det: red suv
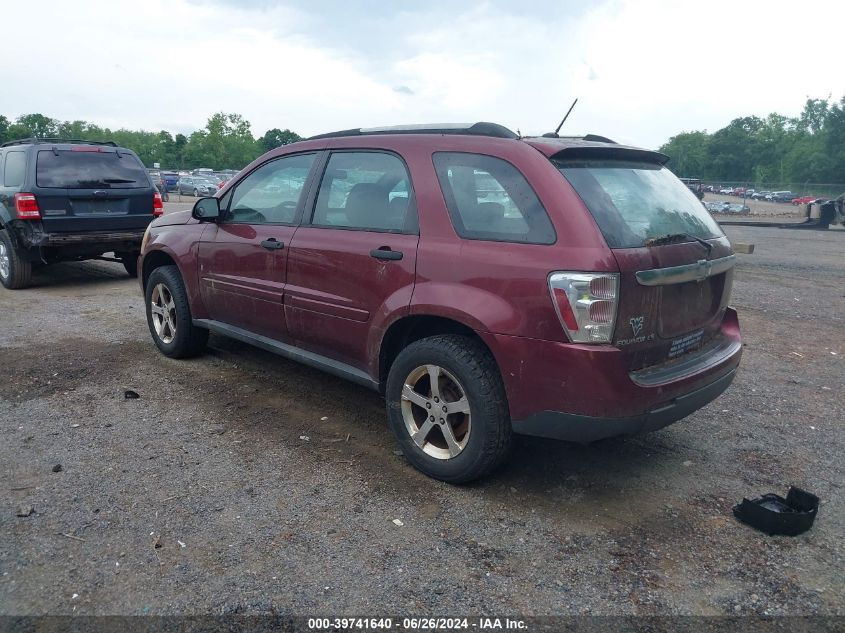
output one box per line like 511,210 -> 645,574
138,123 -> 742,482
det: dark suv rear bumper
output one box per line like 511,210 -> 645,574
10,221 -> 146,261
511,367 -> 737,443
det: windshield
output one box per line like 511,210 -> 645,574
36,150 -> 149,189
555,159 -> 723,248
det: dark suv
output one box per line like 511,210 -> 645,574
138,123 -> 742,482
0,138 -> 162,289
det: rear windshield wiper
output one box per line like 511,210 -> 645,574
101,178 -> 136,183
645,232 -> 713,256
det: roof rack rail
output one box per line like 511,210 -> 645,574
0,137 -> 118,148
307,122 -> 518,141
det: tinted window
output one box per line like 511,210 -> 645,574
36,150 -> 149,189
4,151 -> 26,187
312,152 -> 415,232
433,152 -> 555,244
555,159 -> 723,248
227,153 -> 316,224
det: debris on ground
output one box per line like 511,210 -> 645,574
16,505 -> 34,517
124,390 -> 140,399
52,464 -> 63,473
392,519 -> 404,526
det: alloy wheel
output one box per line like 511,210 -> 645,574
400,364 -> 472,460
150,283 -> 177,344
0,242 -> 9,280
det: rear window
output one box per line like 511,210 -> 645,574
433,152 -> 556,244
36,150 -> 150,189
555,159 -> 723,248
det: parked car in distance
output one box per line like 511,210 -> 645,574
769,191 -> 797,202
139,122 -> 742,482
0,138 -> 162,289
177,176 -> 218,197
725,203 -> 750,213
752,191 -> 771,200
791,196 -> 819,205
719,187 -> 734,194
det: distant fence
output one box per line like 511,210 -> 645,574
702,182 -> 845,199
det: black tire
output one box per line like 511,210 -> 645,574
385,334 -> 512,483
193,188 -> 199,197
0,229 -> 32,290
121,252 -> 140,278
144,265 -> 208,358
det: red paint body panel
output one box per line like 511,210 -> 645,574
482,308 -> 741,421
285,227 -> 419,371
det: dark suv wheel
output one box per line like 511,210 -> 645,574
385,335 -> 512,483
145,265 -> 208,358
0,229 -> 32,290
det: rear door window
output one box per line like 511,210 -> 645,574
36,150 -> 149,189
432,152 -> 555,244
311,152 -> 416,233
555,158 -> 723,248
4,151 -> 26,187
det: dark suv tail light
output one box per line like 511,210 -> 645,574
153,192 -> 164,217
14,193 -> 41,220
548,272 -> 620,343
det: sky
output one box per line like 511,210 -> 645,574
1,0 -> 843,149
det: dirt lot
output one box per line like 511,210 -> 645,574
1,215 -> 843,620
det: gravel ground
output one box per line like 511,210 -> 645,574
1,219 -> 843,620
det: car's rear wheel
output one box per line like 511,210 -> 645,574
0,229 -> 32,290
385,334 -> 512,483
193,188 -> 199,197
145,265 -> 208,358
120,252 -> 140,278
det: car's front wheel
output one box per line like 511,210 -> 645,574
385,334 -> 512,483
0,229 -> 32,290
145,265 -> 208,358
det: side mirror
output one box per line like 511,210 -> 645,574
192,197 -> 220,222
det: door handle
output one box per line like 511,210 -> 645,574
370,248 -> 403,261
261,238 -> 284,250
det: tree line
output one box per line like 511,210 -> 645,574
659,95 -> 845,186
0,112 -> 302,171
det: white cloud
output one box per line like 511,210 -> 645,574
0,0 -> 842,148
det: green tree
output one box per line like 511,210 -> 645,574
260,128 -> 302,153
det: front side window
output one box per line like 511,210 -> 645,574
227,153 -> 316,224
311,152 -> 415,232
36,150 -> 148,189
432,152 -> 556,244
4,151 -> 27,187
555,158 -> 724,248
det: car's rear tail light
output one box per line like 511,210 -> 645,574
153,192 -> 164,217
548,272 -> 620,343
14,193 -> 41,220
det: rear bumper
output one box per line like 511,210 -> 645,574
9,222 -> 146,260
511,368 -> 737,442
481,307 -> 742,442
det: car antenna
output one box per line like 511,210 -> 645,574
543,98 -> 578,138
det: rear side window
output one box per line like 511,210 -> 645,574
433,152 -> 556,244
36,150 -> 149,189
311,152 -> 416,233
556,158 -> 723,248
4,151 -> 27,187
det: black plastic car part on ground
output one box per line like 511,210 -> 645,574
0,138 -> 161,289
733,487 -> 820,536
